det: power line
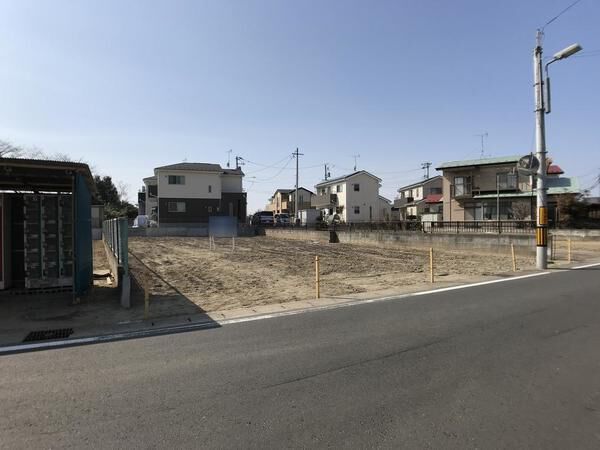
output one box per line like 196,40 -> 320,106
541,0 -> 584,30
247,155 -> 295,182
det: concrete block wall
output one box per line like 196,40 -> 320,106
265,228 -> 540,256
129,225 -> 256,238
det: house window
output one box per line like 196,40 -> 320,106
336,185 -> 342,193
429,187 -> 442,194
208,206 -> 213,213
354,206 -> 360,214
497,173 -> 517,190
453,176 -> 470,197
168,175 -> 185,185
167,201 -> 186,213
321,188 -> 326,195
353,183 -> 360,192
208,185 -> 212,193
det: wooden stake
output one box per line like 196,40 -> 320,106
144,287 -> 150,320
511,244 -> 517,272
568,238 -> 572,263
429,247 -> 434,283
315,255 -> 320,299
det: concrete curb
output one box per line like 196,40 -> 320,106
2,262 -> 598,356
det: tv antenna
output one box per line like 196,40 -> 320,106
352,154 -> 360,171
475,132 -> 488,158
226,149 -> 232,168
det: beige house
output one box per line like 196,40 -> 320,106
394,176 -> 443,220
436,155 -> 579,223
313,171 -> 388,222
265,187 -> 314,216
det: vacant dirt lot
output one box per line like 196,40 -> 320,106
128,236 -> 538,312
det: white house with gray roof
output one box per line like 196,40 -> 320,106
142,162 -> 246,226
313,170 -> 390,222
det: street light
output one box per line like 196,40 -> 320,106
533,31 -> 582,269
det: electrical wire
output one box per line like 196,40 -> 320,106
243,154 -> 294,175
541,0 -> 584,30
248,155 -> 295,182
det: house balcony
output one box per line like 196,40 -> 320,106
451,184 -> 474,199
313,193 -> 338,208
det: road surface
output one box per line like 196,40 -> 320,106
1,266 -> 600,449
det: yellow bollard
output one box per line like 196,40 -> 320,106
429,248 -> 434,283
511,244 -> 517,272
315,256 -> 321,299
568,239 -> 572,263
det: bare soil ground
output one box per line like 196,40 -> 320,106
128,236 -> 543,312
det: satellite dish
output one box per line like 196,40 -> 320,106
517,154 -> 540,176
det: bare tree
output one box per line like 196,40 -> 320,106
512,201 -> 531,220
117,181 -> 130,202
0,140 -> 24,158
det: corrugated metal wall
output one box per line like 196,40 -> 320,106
74,173 -> 92,296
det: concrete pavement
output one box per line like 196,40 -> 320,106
1,265 -> 599,449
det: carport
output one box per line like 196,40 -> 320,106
0,158 -> 96,297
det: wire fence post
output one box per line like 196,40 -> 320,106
511,244 -> 517,272
315,255 -> 320,299
429,248 -> 434,283
568,238 -> 572,263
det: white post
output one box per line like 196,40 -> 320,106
534,30 -> 548,269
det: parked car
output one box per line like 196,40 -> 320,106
252,211 -> 274,226
274,213 -> 291,226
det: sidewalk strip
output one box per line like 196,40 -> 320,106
220,272 -> 552,325
0,268 -> 583,355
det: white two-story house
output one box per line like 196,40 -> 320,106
313,170 -> 391,223
142,162 -> 246,226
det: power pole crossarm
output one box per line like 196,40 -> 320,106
421,162 -> 432,180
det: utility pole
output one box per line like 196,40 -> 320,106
324,163 -> 330,180
293,148 -> 304,222
352,154 -> 360,171
421,162 -> 432,180
235,156 -> 244,170
534,30 -> 548,269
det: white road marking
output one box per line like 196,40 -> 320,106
220,272 -> 552,325
0,267 -> 590,355
572,262 -> 600,269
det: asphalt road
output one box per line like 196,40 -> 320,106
1,266 -> 600,449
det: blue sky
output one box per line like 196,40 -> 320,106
1,0 -> 598,212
